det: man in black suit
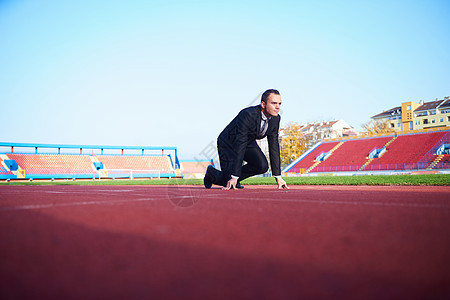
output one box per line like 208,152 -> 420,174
204,89 -> 289,190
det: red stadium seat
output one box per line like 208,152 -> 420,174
286,130 -> 450,173
7,154 -> 94,175
366,131 -> 447,170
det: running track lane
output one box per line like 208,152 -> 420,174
0,185 -> 449,300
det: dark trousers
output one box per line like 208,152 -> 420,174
214,140 -> 269,186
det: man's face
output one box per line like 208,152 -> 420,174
261,93 -> 282,117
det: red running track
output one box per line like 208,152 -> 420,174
0,185 -> 449,299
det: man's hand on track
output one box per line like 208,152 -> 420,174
223,178 -> 238,190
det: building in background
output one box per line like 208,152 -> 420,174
372,96 -> 450,132
295,120 -> 358,141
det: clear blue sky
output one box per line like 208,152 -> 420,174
1,0 -> 449,159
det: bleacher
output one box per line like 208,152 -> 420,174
97,155 -> 174,177
364,131 -> 447,171
436,155 -> 450,169
285,129 -> 450,174
8,154 -> 95,176
0,143 -> 179,180
312,137 -> 392,172
287,141 -> 341,173
0,165 -> 11,175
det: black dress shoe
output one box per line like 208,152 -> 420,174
236,183 -> 244,189
204,165 -> 215,189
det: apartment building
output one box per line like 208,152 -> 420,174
372,96 -> 450,132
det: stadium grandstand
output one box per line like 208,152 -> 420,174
283,129 -> 450,175
0,143 -> 180,180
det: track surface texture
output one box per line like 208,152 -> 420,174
1,185 -> 449,300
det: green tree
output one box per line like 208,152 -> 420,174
280,122 -> 310,166
362,119 -> 397,135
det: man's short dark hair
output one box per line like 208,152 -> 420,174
261,89 -> 280,103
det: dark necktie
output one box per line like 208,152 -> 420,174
259,119 -> 269,138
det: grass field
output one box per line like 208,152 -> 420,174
0,174 -> 449,186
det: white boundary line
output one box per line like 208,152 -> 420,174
2,194 -> 448,211
0,198 -> 158,211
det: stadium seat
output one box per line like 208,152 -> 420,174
96,155 -> 175,177
7,154 -> 95,175
285,130 -> 450,173
313,137 -> 392,172
366,131 -> 447,170
288,142 -> 340,173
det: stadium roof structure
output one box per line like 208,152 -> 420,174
0,142 -> 177,151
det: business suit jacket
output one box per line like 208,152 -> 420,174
217,104 -> 281,178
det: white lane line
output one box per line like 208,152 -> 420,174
0,198 -> 161,211
1,189 -> 138,195
2,191 -> 449,211
196,195 -> 450,209
42,189 -> 137,193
